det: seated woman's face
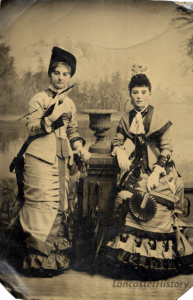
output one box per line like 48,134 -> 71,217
130,86 -> 151,111
50,65 -> 71,89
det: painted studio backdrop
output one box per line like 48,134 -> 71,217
0,0 -> 193,299
1,0 -> 193,181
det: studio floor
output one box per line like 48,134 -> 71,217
1,258 -> 193,300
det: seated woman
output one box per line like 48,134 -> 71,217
103,66 -> 193,278
8,47 -> 90,276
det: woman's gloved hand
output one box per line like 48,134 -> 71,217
116,148 -> 131,171
147,171 -> 160,192
147,165 -> 165,192
76,145 -> 91,162
47,99 -> 71,123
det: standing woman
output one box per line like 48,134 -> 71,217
103,66 -> 193,278
17,47 -> 90,275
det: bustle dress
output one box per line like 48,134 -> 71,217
103,104 -> 193,278
8,84 -> 85,274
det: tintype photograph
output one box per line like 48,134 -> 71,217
0,0 -> 193,299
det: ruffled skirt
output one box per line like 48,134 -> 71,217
23,216 -> 70,271
104,227 -> 193,277
103,192 -> 193,277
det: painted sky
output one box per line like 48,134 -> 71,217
1,0 -> 193,101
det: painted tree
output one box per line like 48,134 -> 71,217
0,44 -> 18,114
172,6 -> 193,75
109,72 -> 131,112
97,76 -> 111,109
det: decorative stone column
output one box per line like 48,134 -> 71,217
76,109 -> 120,268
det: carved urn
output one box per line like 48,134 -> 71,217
83,109 -> 117,154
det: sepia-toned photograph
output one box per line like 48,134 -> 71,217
0,0 -> 193,299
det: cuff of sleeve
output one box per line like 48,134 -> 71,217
111,146 -> 125,156
70,137 -> 86,150
45,116 -> 52,127
156,154 -> 170,168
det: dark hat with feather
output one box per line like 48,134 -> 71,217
48,46 -> 76,77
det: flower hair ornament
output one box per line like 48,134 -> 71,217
131,64 -> 150,77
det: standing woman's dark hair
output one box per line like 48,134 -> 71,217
49,62 -> 72,77
8,46 -> 90,277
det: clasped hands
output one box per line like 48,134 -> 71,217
116,147 -> 162,192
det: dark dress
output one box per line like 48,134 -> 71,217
103,105 -> 193,278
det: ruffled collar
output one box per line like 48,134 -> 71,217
130,105 -> 149,135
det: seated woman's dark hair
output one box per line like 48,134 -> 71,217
128,74 -> 151,94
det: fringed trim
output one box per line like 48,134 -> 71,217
104,247 -> 192,274
107,234 -> 176,260
104,231 -> 193,274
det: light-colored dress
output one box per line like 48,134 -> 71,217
19,84 -> 84,270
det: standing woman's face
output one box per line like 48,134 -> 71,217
50,65 -> 71,89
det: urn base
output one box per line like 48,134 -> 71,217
89,140 -> 110,154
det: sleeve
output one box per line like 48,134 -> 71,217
111,117 -> 128,151
26,93 -> 52,136
66,100 -> 86,149
156,127 -> 173,167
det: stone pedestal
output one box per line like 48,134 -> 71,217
76,153 -> 119,270
76,109 -> 119,268
78,153 -> 119,224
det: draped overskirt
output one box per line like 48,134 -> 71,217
19,154 -> 70,270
